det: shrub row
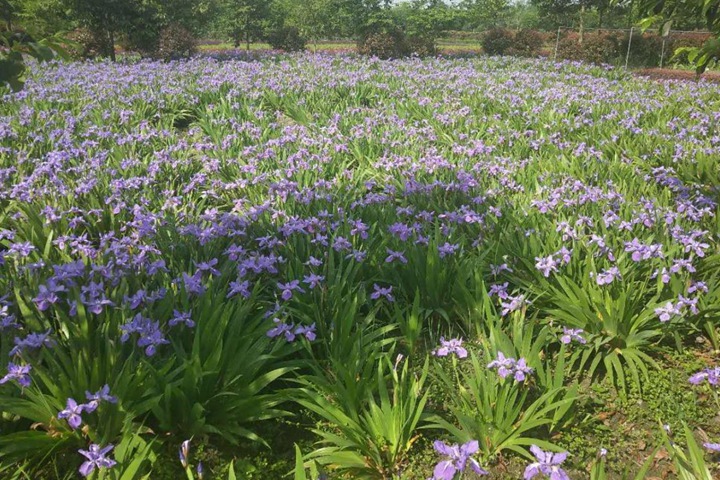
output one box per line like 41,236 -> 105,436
68,24 -> 197,60
482,28 -> 551,57
478,28 -> 711,67
556,30 -> 712,66
357,30 -> 436,59
266,26 -> 307,52
69,24 -> 310,61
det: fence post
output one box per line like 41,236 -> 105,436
660,38 -> 666,68
625,27 -> 634,70
553,27 -> 561,62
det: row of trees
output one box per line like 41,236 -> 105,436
1,0 -> 712,51
1,0 -> 718,68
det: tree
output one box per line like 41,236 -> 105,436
273,0 -> 337,50
401,0 -> 457,40
2,0 -> 70,36
1,30 -> 68,91
460,0 -> 510,30
63,0 -> 140,60
641,0 -> 720,72
333,0 -> 393,38
218,0 -> 271,49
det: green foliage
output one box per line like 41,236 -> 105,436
296,356 -> 429,479
640,0 -> 720,73
272,0 -> 338,48
660,423 -> 714,480
460,0 -> 511,30
151,291 -> 298,445
154,23 -> 197,61
512,28 -> 545,56
266,26 -> 307,52
556,31 -> 621,64
358,29 -> 411,59
539,275 -> 660,396
481,28 -> 514,55
218,0 -> 272,49
0,30 -> 68,91
427,350 -> 577,461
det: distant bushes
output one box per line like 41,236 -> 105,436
555,30 -> 712,67
480,28 -> 545,57
154,24 -> 197,61
68,23 -> 196,61
67,28 -> 113,59
481,28 -> 515,55
509,29 -> 547,57
667,32 -> 712,64
266,26 -> 307,52
556,32 -> 619,64
357,29 -> 437,59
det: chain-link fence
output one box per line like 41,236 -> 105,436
551,27 -> 712,69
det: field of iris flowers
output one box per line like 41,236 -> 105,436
0,54 -> 719,479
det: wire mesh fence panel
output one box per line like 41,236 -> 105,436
552,27 -> 712,69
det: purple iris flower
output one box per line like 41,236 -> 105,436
305,256 -> 323,267
9,329 -> 54,356
169,310 -> 195,328
431,440 -> 488,479
595,267 -> 621,286
524,445 -> 570,480
488,353 -> 533,382
490,263 -> 512,276
370,284 -> 394,302
85,384 -> 118,410
704,442 -> 720,452
332,236 -> 352,252
438,242 -> 459,258
655,301 -> 682,322
432,338 -> 468,359
346,249 -> 367,262
0,305 -> 19,331
181,272 -> 205,296
58,398 -> 87,429
689,367 -> 720,386
385,248 -> 408,264
560,328 -> 586,345
195,258 -> 220,276
227,279 -> 252,299
514,358 -> 533,382
294,323 -> 317,341
303,273 -> 324,289
267,318 -> 295,342
0,362 -> 32,387
278,280 -> 305,301
487,352 -> 516,379
120,315 -> 169,356
33,281 -> 65,311
500,294 -> 526,316
8,241 -> 35,258
535,255 -> 558,277
78,444 -> 116,477
488,282 -> 509,299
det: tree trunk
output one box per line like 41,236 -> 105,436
579,5 -> 585,44
109,29 -> 116,62
245,16 -> 250,51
